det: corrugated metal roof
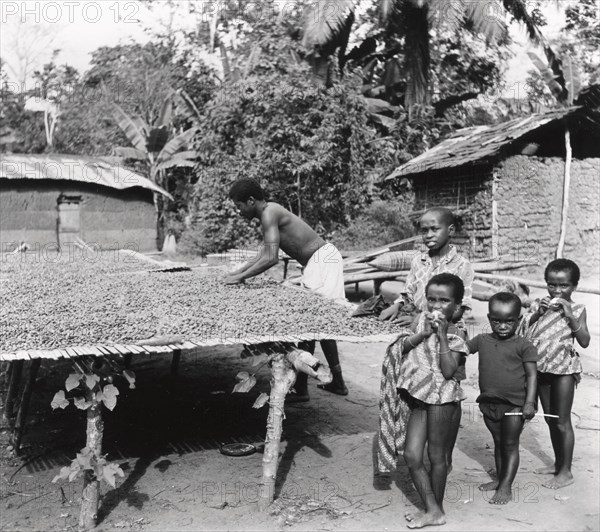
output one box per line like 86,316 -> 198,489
0,154 -> 173,199
385,106 -> 583,180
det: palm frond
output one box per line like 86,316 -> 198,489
114,147 -> 147,161
175,89 -> 203,124
154,155 -> 197,173
243,44 -> 262,78
379,0 -> 398,24
156,128 -> 198,165
112,104 -> 148,153
157,92 -> 174,128
464,1 -> 508,42
430,0 -> 463,34
527,51 -> 566,103
562,56 -> 582,105
337,10 -> 355,72
146,126 -> 170,153
502,0 -> 565,91
301,0 -> 357,49
574,84 -> 600,109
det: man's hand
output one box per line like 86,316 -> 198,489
223,274 -> 244,285
379,302 -> 401,321
522,402 -> 536,421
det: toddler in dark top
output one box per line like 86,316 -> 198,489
467,292 -> 539,505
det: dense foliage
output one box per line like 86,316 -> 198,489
3,1 -> 597,254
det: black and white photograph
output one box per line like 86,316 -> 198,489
1,1 -> 599,530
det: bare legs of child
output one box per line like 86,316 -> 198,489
479,414 -> 523,504
289,341 -> 348,402
535,373 -> 575,489
403,402 -> 461,529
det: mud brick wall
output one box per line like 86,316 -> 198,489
496,156 -> 600,278
0,180 -> 158,252
412,164 -> 494,260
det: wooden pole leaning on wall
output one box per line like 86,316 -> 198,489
556,122 -> 572,259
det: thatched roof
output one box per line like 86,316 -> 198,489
385,106 -> 594,180
0,154 -> 172,199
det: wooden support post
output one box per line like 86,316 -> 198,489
170,349 -> 181,378
258,352 -> 296,511
283,257 -> 289,280
11,359 -> 41,453
123,353 -> 133,369
79,396 -> 103,530
4,360 -> 24,427
373,279 -> 384,295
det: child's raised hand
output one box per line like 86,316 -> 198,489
422,315 -> 434,337
553,298 -> 574,319
538,297 -> 551,314
522,402 -> 536,421
434,315 -> 449,337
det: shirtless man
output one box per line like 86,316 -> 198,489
224,178 -> 348,399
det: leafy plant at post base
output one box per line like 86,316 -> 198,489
50,364 -> 135,530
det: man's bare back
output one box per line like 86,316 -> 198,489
224,196 -> 325,284
262,203 -> 325,266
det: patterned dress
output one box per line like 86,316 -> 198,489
521,302 -> 584,376
377,313 -> 468,473
394,245 -> 474,311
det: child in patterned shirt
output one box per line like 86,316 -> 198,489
379,207 -> 474,326
394,273 -> 468,529
521,259 -> 590,489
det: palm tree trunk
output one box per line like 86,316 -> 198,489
402,2 -> 430,111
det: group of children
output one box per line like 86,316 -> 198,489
227,180 -> 591,528
377,207 -> 590,529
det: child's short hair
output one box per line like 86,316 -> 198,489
229,178 -> 265,202
426,273 -> 464,303
423,207 -> 455,227
544,258 -> 580,285
489,292 -> 522,313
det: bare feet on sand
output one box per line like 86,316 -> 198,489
405,511 -> 425,522
489,486 -> 512,504
479,480 -> 499,491
405,511 -> 446,529
317,382 -> 348,395
534,465 -> 557,475
543,472 -> 574,489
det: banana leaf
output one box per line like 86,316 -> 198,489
113,104 -> 148,152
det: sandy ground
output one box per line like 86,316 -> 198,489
1,275 -> 599,532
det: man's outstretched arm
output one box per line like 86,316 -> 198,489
224,210 -> 280,283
